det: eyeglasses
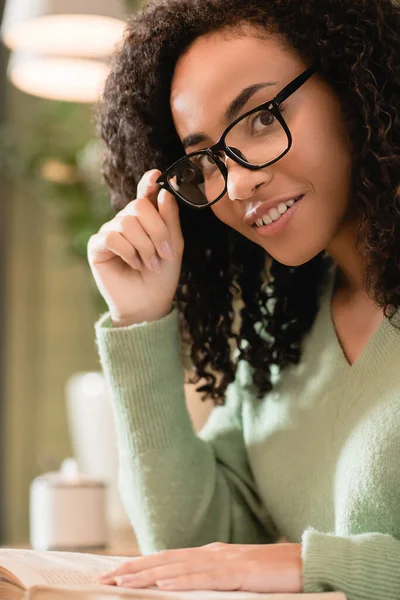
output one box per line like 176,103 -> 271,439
156,64 -> 317,209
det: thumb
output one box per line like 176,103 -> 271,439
157,188 -> 184,252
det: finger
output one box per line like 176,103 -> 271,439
103,215 -> 161,273
88,231 -> 141,270
130,197 -> 175,262
156,568 -> 239,591
87,231 -> 113,264
102,231 -> 143,271
136,169 -> 162,204
113,560 -> 217,589
106,170 -> 161,223
157,189 -> 184,255
98,548 -> 202,582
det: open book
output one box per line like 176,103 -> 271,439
0,548 -> 347,600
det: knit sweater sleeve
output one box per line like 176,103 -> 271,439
302,528 -> 400,600
94,308 -> 279,555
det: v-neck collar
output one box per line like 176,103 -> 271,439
321,263 -> 397,373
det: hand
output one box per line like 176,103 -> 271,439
97,542 -> 303,593
87,169 -> 184,326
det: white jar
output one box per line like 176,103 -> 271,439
30,459 -> 108,551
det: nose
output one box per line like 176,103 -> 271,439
225,157 -> 273,201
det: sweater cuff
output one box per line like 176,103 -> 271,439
302,528 -> 400,600
94,308 -> 194,455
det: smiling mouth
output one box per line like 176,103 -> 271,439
250,195 -> 303,228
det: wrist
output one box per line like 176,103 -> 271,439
111,304 -> 174,328
293,543 -> 303,593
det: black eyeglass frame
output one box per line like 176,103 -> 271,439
156,63 -> 318,209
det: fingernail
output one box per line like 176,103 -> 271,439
150,255 -> 161,272
98,571 -> 115,580
114,575 -> 138,586
97,574 -> 116,583
160,241 -> 174,261
133,256 -> 142,270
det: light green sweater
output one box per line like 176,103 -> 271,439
94,261 -> 400,600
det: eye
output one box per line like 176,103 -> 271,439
201,155 -> 215,166
181,167 -> 196,182
251,110 -> 275,131
194,154 -> 218,172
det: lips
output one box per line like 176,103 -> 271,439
244,194 -> 304,226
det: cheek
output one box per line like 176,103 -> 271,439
288,110 -> 352,200
210,195 -> 242,229
210,196 -> 229,224
291,114 -> 347,168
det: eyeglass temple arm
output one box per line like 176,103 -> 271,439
156,63 -> 318,186
273,64 -> 318,106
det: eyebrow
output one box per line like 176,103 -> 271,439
182,80 -> 278,151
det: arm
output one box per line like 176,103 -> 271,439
95,308 -> 279,555
302,529 -> 400,599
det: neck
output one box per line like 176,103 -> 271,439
325,216 -> 366,297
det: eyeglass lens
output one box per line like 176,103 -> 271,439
167,107 -> 289,206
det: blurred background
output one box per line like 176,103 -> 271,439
0,0 -> 212,548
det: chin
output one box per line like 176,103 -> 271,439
260,242 -> 327,268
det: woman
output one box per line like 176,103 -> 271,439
87,0 -> 400,597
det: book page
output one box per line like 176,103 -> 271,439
0,549 -> 130,589
0,550 -> 347,600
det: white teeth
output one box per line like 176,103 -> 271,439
253,196 -> 300,227
278,202 -> 288,215
268,208 -> 281,221
262,214 -> 273,225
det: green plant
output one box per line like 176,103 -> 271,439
0,98 -> 114,314
0,1 -> 142,314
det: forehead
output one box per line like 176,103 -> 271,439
170,30 -> 303,137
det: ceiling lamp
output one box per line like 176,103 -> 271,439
8,52 -> 110,103
1,0 -> 127,57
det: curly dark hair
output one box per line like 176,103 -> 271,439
98,0 -> 400,405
